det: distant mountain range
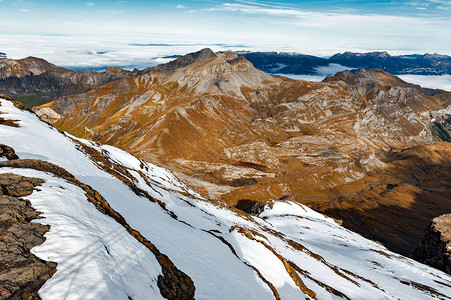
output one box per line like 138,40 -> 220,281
238,51 -> 451,76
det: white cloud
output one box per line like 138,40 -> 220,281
426,0 -> 451,3
0,0 -> 450,70
398,74 -> 451,91
87,2 -> 95,6
274,74 -> 326,82
176,4 -> 185,9
17,8 -> 30,12
314,64 -> 351,75
425,0 -> 451,9
193,2 -> 449,35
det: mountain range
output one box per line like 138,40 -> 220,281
28,49 -> 451,258
1,50 -> 450,110
239,51 -> 451,76
0,48 -> 450,299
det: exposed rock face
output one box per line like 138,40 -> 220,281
0,144 -> 19,160
413,214 -> 451,274
144,48 -> 219,72
0,173 -> 57,300
313,142 -> 451,256
0,57 -> 131,105
0,57 -> 63,79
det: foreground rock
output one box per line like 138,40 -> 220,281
0,158 -> 195,300
413,214 -> 451,274
0,173 -> 57,300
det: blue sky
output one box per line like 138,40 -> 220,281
0,0 -> 450,68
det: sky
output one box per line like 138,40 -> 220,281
0,0 -> 450,69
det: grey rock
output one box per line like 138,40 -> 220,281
413,214 -> 451,274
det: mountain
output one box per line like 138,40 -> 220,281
2,50 -> 450,110
329,52 -> 451,75
0,56 -> 64,79
33,49 -> 451,259
2,95 -> 451,299
237,51 -> 329,75
0,56 -> 132,107
239,51 -> 451,76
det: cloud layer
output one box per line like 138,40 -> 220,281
0,0 -> 450,69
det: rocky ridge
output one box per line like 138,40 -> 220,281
0,145 -> 57,300
0,157 -> 196,300
34,49 -> 448,199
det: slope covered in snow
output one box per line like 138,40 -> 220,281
1,97 -> 450,299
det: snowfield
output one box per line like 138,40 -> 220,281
0,97 -> 450,299
0,168 -> 164,300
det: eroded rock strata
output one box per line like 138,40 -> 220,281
0,173 -> 56,300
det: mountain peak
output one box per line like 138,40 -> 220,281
324,67 -> 411,88
150,48 -> 218,72
15,56 -> 64,76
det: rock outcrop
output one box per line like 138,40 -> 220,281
0,144 -> 19,160
0,158 -> 196,300
413,214 -> 451,274
0,173 -> 57,300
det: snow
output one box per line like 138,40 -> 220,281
1,97 -> 451,300
0,168 -> 163,300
